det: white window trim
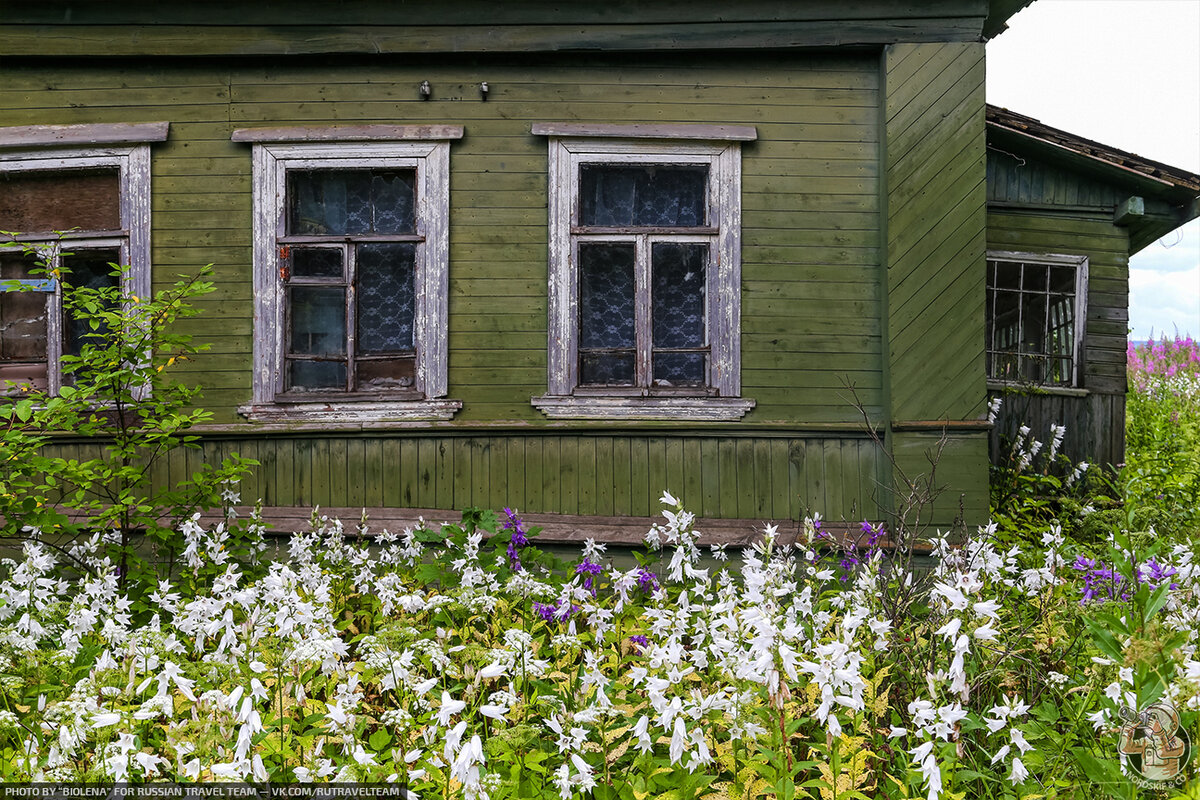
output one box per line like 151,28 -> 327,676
986,250 -> 1089,389
532,131 -> 754,421
0,140 -> 155,395
239,139 -> 460,424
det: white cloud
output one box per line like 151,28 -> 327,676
1129,219 -> 1200,340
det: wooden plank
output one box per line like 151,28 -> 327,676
593,436 -> 615,516
558,437 -> 578,515
541,435 -> 560,513
347,438 -> 367,507
453,437 -> 474,509
664,439 -> 685,507
753,439 -> 773,518
231,124 -> 463,142
311,438 -> 331,508
531,122 -> 757,140
434,439 -> 454,510
522,437 -> 542,512
496,436 -> 518,510
736,439 -> 756,518
0,20 -> 982,58
629,437 -> 650,517
698,438 -> 720,517
610,436 -> 631,516
0,121 -> 170,146
577,437 -> 597,516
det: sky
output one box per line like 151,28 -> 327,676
986,0 -> 1200,341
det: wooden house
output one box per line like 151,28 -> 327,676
984,105 -> 1200,469
1,1 -> 1195,544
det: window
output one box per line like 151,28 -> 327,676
532,124 -> 756,420
236,128 -> 463,424
0,124 -> 162,396
986,251 -> 1087,387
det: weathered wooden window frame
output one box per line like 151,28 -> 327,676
0,129 -> 158,396
531,125 -> 756,421
985,250 -> 1089,390
238,135 -> 461,423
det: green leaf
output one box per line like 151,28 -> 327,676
1084,618 -> 1124,663
1070,748 -> 1125,798
368,728 -> 392,751
1144,584 -> 1171,621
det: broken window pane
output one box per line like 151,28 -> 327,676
579,242 -> 635,385
986,256 -> 1079,386
0,169 -> 120,233
357,356 -> 416,391
0,251 -> 49,393
292,247 -> 343,279
289,359 -> 346,391
288,170 -> 416,236
62,248 -> 120,358
288,286 -> 346,357
357,243 -> 415,354
579,165 -> 707,227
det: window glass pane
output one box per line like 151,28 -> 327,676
1019,290 -> 1047,354
0,169 -> 120,233
287,170 -> 415,236
288,286 -> 346,356
357,356 -> 416,391
579,243 -> 635,385
288,359 -> 346,391
579,165 -> 707,227
62,249 -> 120,358
357,243 -> 415,354
580,352 -> 635,385
654,352 -> 706,386
1050,266 -> 1075,294
292,247 -> 343,278
1024,263 -> 1048,292
652,243 -> 706,348
994,259 -> 1021,290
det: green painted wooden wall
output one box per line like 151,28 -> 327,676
3,41 -> 1004,527
45,433 -> 887,523
1,53 -> 884,429
879,42 -> 990,527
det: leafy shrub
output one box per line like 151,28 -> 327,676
0,239 -> 254,598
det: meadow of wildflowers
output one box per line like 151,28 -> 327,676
1125,334 -> 1200,539
1,494 -> 1198,798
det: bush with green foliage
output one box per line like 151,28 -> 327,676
0,239 -> 253,593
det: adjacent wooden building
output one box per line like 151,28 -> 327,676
985,106 -> 1200,468
2,1 -> 1195,542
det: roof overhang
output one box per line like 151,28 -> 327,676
987,104 -> 1200,253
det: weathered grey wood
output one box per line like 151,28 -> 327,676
236,400 -> 463,425
241,139 -> 457,419
0,122 -> 169,148
539,134 -> 746,415
1112,195 -> 1144,226
231,125 -> 464,142
531,396 -> 755,421
0,20 -> 987,58
531,122 -> 757,141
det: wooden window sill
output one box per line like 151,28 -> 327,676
531,394 -> 754,421
987,381 -> 1089,397
238,398 -> 462,425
